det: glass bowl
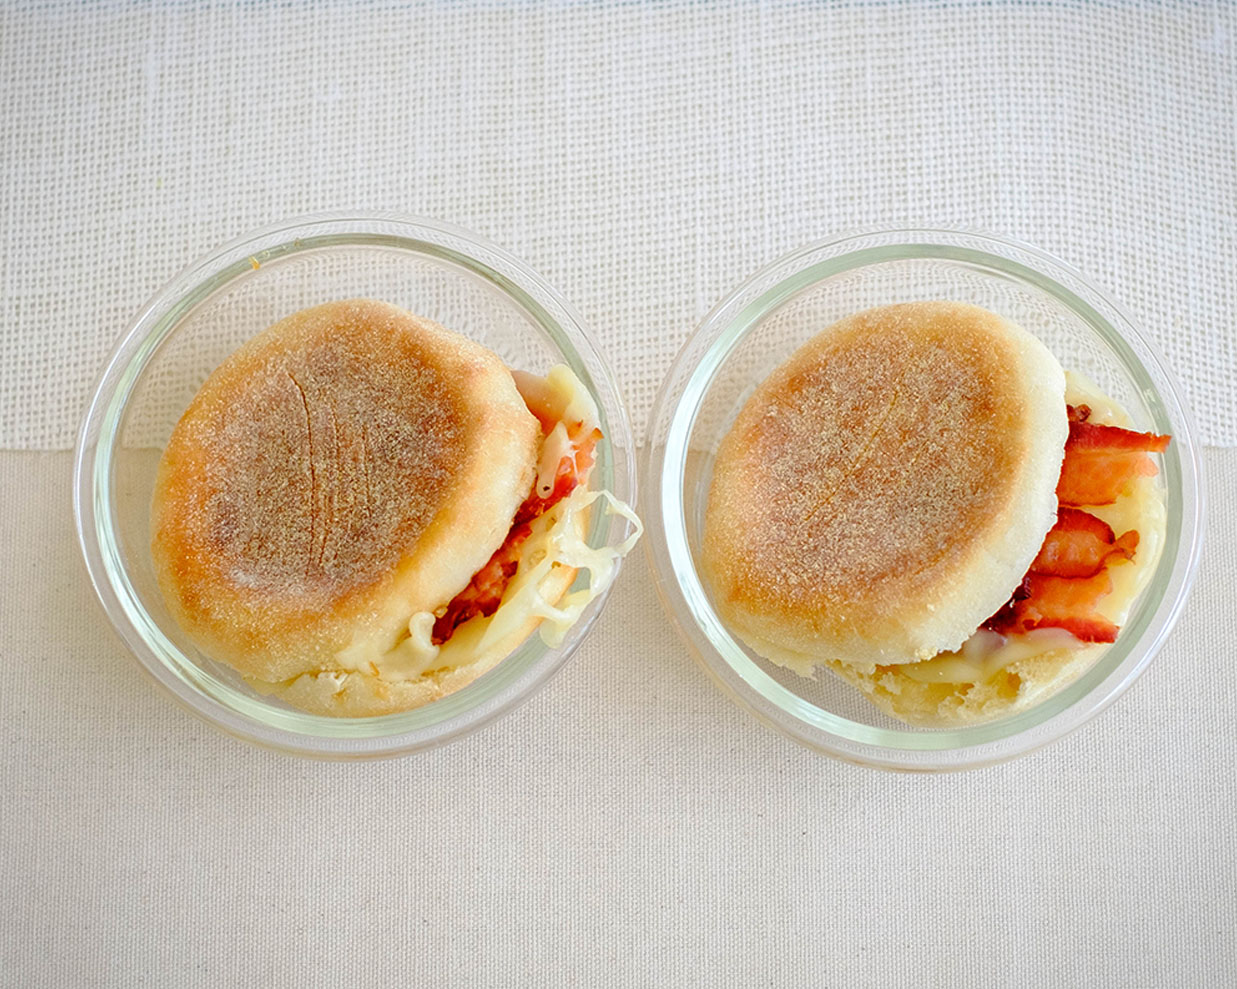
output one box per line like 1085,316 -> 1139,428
75,212 -> 638,759
644,229 -> 1205,771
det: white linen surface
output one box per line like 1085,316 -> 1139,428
2,450 -> 1235,987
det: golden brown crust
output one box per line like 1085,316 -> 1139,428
151,299 -> 540,683
702,301 -> 1067,667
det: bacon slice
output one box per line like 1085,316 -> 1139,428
1057,411 -> 1171,506
514,424 -> 600,527
984,571 -> 1120,643
1031,507 -> 1139,579
431,524 -> 532,644
981,404 -> 1168,646
430,423 -> 600,646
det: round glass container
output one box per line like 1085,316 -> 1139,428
75,212 -> 638,758
644,229 -> 1204,771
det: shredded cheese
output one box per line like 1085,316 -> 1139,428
479,486 -> 643,652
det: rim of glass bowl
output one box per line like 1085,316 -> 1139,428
644,227 -> 1205,772
74,211 -> 638,759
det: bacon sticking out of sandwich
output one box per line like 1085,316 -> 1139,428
985,509 -> 1137,642
1057,404 -> 1171,506
987,571 -> 1121,643
431,377 -> 601,646
1031,507 -> 1139,579
983,405 -> 1169,644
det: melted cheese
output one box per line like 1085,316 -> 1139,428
535,422 -> 573,498
479,485 -> 643,651
532,365 -> 601,498
898,628 -> 1081,685
544,363 -> 601,432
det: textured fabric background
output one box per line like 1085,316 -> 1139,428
1,0 -> 1234,449
2,2 -> 1235,986
3,450 -> 1236,987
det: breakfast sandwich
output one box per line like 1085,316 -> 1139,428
152,299 -> 639,717
701,301 -> 1169,726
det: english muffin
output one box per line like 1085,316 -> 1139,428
701,302 -> 1170,727
152,299 -> 611,716
702,301 -> 1068,670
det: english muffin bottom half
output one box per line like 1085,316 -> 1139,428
701,301 -> 1069,673
151,299 -> 547,716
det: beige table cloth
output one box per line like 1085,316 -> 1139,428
3,3 -> 1235,985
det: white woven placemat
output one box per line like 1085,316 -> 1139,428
3,449 -> 1235,986
1,1 -> 1234,450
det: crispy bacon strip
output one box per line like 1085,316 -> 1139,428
1057,407 -> 1171,506
1031,507 -> 1138,579
432,524 -> 533,644
984,571 -> 1120,643
430,423 -> 600,646
982,404 -> 1168,645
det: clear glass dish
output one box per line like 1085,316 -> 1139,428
75,212 -> 638,759
644,229 -> 1205,771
